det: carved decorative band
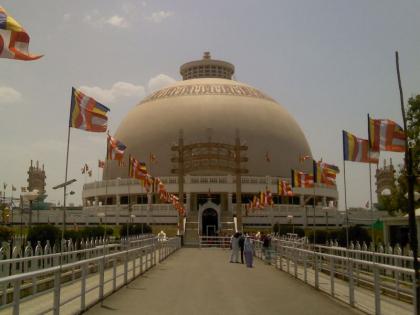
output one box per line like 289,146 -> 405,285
141,84 -> 275,103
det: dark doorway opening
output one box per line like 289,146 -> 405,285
202,208 -> 218,236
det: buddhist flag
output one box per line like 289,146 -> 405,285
70,88 -> 110,132
107,134 -> 126,161
343,131 -> 379,164
0,7 -> 42,61
368,116 -> 406,152
291,170 -> 314,188
313,161 -> 339,186
279,179 -> 293,197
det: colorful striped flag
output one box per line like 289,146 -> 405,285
107,135 -> 126,161
0,7 -> 42,61
343,131 -> 379,164
70,88 -> 110,132
368,117 -> 406,152
291,170 -> 314,188
313,161 -> 339,186
278,179 -> 293,197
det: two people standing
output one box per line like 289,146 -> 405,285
230,232 -> 253,268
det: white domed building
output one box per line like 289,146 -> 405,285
82,53 -> 339,240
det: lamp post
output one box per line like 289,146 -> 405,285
52,179 -> 77,239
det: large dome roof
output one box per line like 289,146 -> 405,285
106,55 -> 312,179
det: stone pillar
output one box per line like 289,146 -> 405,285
186,193 -> 191,216
147,192 -> 152,225
94,196 -> 99,206
299,195 -> 304,206
228,193 -> 233,213
116,195 -> 120,225
322,196 -> 327,207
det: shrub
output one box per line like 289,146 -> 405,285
80,226 -> 113,239
0,226 -> 12,243
120,223 -> 152,237
27,224 -> 61,247
306,226 -> 372,246
337,225 -> 371,247
273,224 -> 304,237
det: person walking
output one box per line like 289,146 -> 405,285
230,232 -> 240,263
238,233 -> 245,264
262,233 -> 272,264
244,235 -> 254,268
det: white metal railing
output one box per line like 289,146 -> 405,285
253,238 -> 416,315
199,236 -> 231,249
0,235 -> 155,277
0,237 -> 181,314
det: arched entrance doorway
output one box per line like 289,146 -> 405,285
202,208 -> 218,236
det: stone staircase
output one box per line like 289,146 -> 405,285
184,212 -> 199,247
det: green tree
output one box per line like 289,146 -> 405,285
407,95 -> 419,173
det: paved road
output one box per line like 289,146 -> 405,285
87,248 -> 362,315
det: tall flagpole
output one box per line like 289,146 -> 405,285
367,114 -> 375,244
342,131 -> 349,248
62,125 -> 71,240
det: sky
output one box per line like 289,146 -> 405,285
0,0 -> 419,208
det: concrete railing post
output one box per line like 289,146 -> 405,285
314,253 -> 319,289
53,270 -> 61,315
348,259 -> 354,307
330,257 -> 335,297
12,279 -> 20,315
99,259 -> 104,301
112,259 -> 117,292
374,266 -> 381,315
81,263 -> 87,311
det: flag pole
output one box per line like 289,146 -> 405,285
396,51 -> 419,315
62,125 -> 71,240
342,131 -> 349,248
367,114 -> 375,244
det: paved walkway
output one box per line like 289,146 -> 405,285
87,248 -> 362,315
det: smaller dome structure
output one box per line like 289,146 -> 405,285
180,52 -> 235,80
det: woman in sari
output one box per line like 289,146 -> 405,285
244,236 -> 254,268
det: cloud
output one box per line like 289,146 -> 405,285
63,13 -> 71,22
0,87 -> 22,104
106,15 -> 129,28
146,11 -> 174,23
84,11 -> 129,29
79,74 -> 176,104
148,74 -> 176,92
79,82 -> 146,104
